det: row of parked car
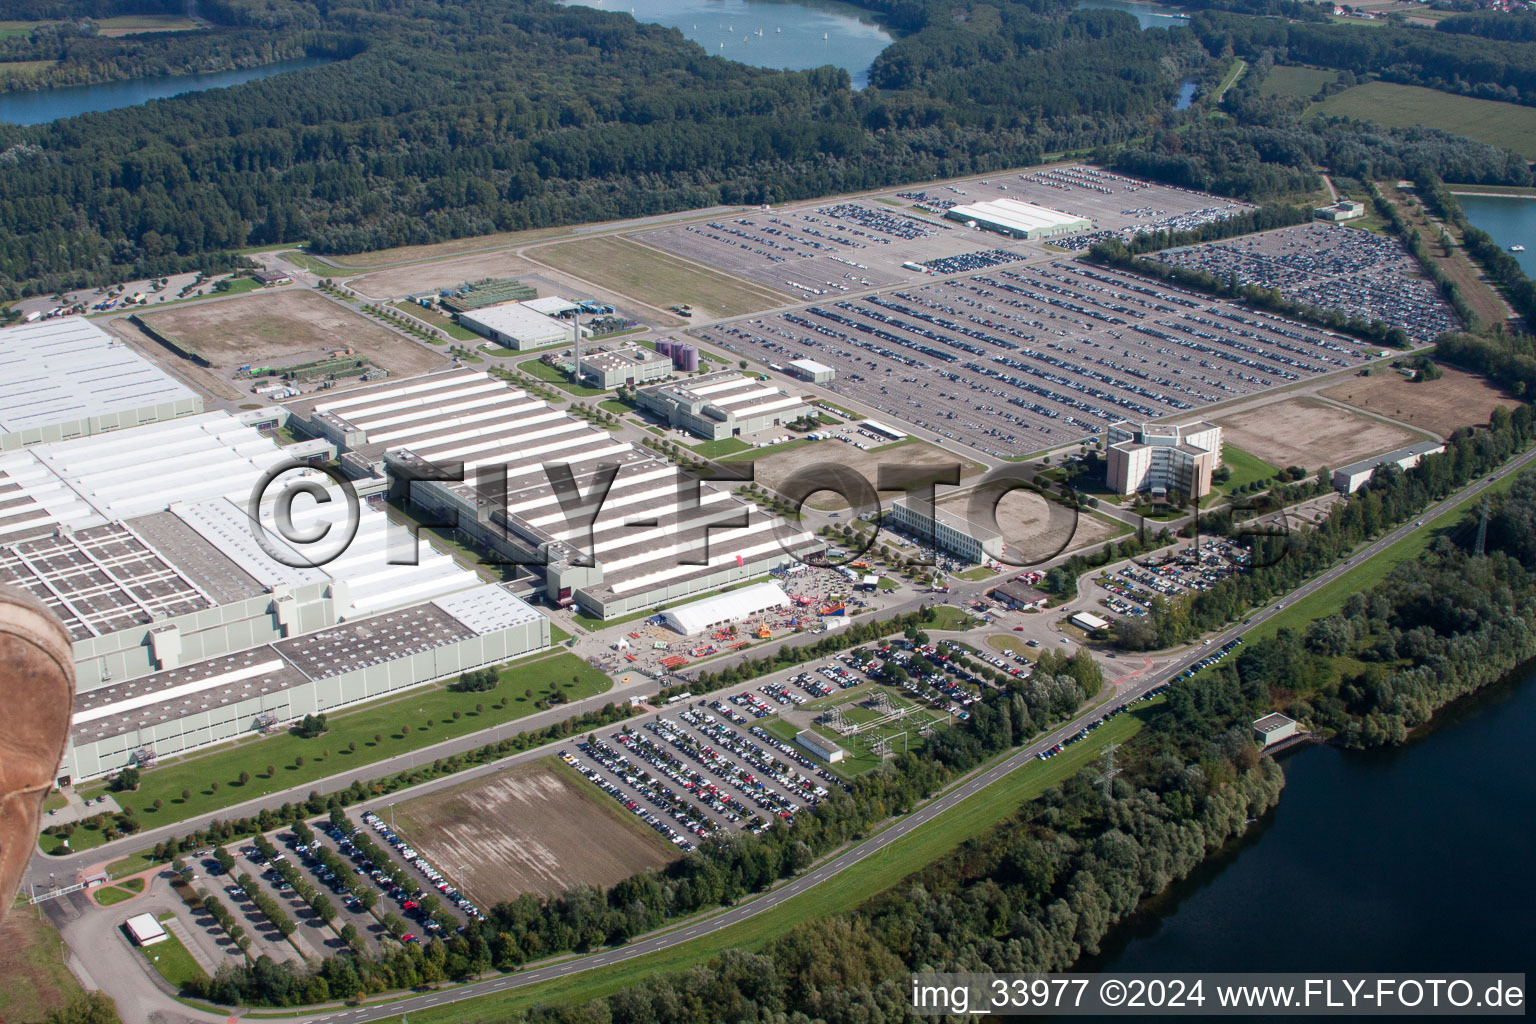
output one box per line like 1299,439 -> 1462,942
566,742 -> 702,848
359,812 -> 485,923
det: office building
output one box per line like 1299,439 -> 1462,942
1105,419 -> 1223,499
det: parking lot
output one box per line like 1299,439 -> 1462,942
697,259 -> 1376,459
637,166 -> 1252,299
1088,538 -> 1252,619
1151,223 -> 1460,345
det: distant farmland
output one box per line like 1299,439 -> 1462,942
1261,65 -> 1335,100
1314,82 -> 1536,160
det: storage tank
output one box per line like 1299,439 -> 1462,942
673,344 -> 699,372
655,338 -> 674,358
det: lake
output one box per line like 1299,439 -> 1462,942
561,0 -> 893,88
0,56 -> 334,126
1175,77 -> 1197,110
1457,192 -> 1536,279
1076,0 -> 1192,30
1087,669 -> 1536,974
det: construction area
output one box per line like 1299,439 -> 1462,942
386,759 -> 683,905
1213,396 -> 1425,472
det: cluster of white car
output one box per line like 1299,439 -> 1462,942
359,812 -> 484,922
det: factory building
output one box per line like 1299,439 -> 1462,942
635,370 -> 810,440
786,358 -> 835,384
0,318 -> 202,452
1331,441 -> 1447,493
458,302 -> 588,351
1253,712 -> 1298,747
286,369 -> 821,620
579,346 -> 672,389
0,408 -> 551,783
944,198 -> 1093,240
1315,200 -> 1366,222
887,496 -> 1004,564
1105,419 -> 1223,499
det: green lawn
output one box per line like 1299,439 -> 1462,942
94,879 -> 144,906
1214,443 -> 1281,498
954,566 -> 997,582
62,653 -> 608,849
516,357 -> 607,397
926,605 -> 981,631
390,301 -> 480,341
1260,65 -> 1335,100
107,850 -> 164,879
689,437 -> 751,458
371,701 -> 1156,1022
1314,81 -> 1536,161
599,399 -> 633,416
720,437 -> 817,462
140,915 -> 206,991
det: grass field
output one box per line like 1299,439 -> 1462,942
371,699 -> 1158,1023
532,236 -> 790,319
94,877 -> 146,906
1214,443 -> 1281,498
516,357 -> 607,396
0,911 -> 90,1022
1260,65 -> 1335,100
141,915 -> 206,991
927,605 -> 981,631
0,58 -> 54,79
58,653 -> 608,852
391,301 -> 480,341
391,757 -> 681,904
690,437 -> 751,458
1314,82 -> 1536,160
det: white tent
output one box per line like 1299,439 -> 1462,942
661,582 -> 791,636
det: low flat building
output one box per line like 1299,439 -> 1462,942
786,358 -> 835,384
253,269 -> 292,286
1253,712 -> 1297,747
1070,611 -> 1110,632
1332,441 -> 1446,493
0,318 -> 202,452
888,496 -> 1004,564
459,302 -> 585,351
945,198 -> 1092,239
636,370 -> 809,440
125,913 -> 168,946
1105,419 -> 1222,499
992,580 -> 1049,611
795,729 -> 846,763
1315,200 -> 1366,222
579,346 -> 671,389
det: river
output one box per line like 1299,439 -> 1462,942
1086,670 -> 1536,974
0,56 -> 335,126
1076,0 -> 1192,30
561,0 -> 893,87
1457,193 -> 1536,279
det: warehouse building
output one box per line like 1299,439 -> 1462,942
579,346 -> 671,389
1315,200 -> 1366,222
888,495 -> 1004,564
458,302 -> 587,351
286,369 -> 822,620
635,370 -> 810,440
0,318 -> 202,452
991,580 -> 1049,611
0,409 -> 552,782
786,358 -> 835,384
1070,611 -> 1110,632
1105,419 -> 1223,499
945,198 -> 1092,240
1331,441 -> 1446,493
660,581 -> 791,635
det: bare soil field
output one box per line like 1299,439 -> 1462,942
530,236 -> 791,320
1321,365 -> 1522,438
749,439 -> 985,511
1215,396 -> 1422,471
132,290 -> 446,399
390,758 -> 681,905
959,487 -> 1124,562
346,251 -> 548,301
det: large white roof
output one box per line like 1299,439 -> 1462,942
662,581 -> 791,635
458,302 -> 572,344
948,198 -> 1089,234
0,318 -> 197,433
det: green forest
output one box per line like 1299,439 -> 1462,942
4,0 -> 1536,298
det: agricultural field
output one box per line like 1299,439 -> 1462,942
532,236 -> 791,320
128,289 -> 446,400
389,758 -> 682,904
0,58 -> 54,79
94,14 -> 202,34
1314,82 -> 1536,160
1261,65 -> 1335,99
1214,396 -> 1422,472
346,250 -> 546,300
1321,365 -> 1523,437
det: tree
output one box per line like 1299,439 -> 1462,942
238,771 -> 251,787
43,992 -> 120,1024
111,766 -> 139,792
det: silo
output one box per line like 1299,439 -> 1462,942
655,338 -> 674,358
674,344 -> 699,372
